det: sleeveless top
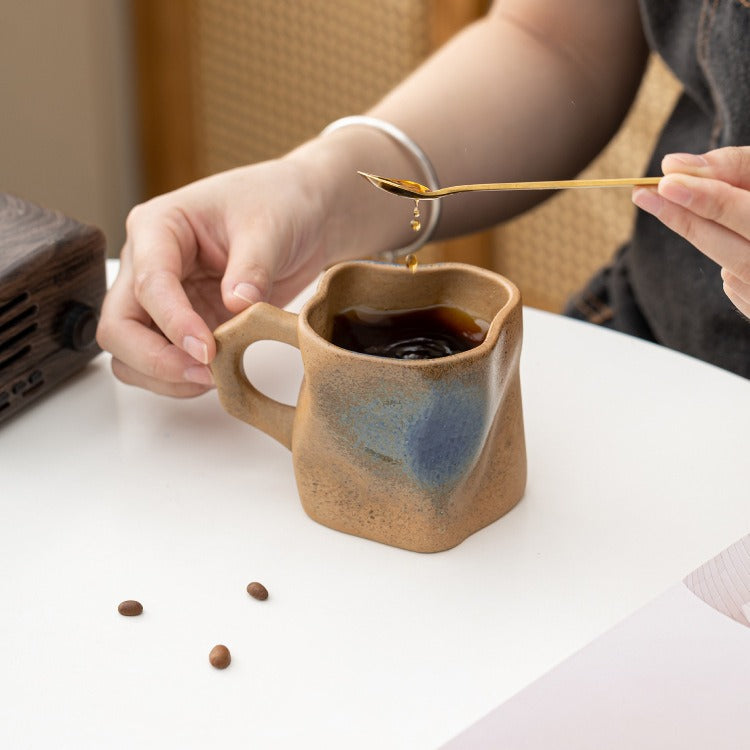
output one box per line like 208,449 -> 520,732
571,0 -> 750,378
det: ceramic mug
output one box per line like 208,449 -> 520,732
211,261 -> 526,552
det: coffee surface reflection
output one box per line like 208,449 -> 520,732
330,304 -> 489,360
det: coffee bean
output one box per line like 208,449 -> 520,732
117,600 -> 143,617
246,581 -> 268,600
209,644 -> 231,669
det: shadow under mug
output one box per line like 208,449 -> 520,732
211,261 -> 526,552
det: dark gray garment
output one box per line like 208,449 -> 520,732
566,0 -> 750,379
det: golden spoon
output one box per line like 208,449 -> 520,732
357,171 -> 661,200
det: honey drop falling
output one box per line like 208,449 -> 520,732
405,253 -> 418,273
410,199 -> 421,233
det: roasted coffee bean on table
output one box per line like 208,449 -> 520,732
117,600 -> 143,617
209,644 -> 231,669
246,581 -> 269,600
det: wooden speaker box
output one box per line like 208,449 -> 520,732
0,194 -> 106,424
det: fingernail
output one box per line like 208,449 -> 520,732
183,335 -> 209,364
665,152 -> 708,168
632,187 -> 663,215
233,282 -> 262,304
184,365 -> 214,386
659,176 -> 693,207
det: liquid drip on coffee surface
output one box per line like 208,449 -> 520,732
331,304 -> 489,360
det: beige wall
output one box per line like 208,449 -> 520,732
0,0 -> 140,255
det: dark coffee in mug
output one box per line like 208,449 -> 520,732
330,304 -> 489,360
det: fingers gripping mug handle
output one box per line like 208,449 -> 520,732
211,303 -> 299,450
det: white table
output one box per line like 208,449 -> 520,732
2,266 -> 749,749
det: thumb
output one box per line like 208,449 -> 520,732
662,146 -> 750,190
220,232 -> 279,314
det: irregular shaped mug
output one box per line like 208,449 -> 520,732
211,261 -> 526,552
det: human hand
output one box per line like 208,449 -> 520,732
632,146 -> 750,319
97,157 -> 333,397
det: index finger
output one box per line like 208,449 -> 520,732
658,174 -> 750,243
99,264 -> 213,380
128,210 -> 216,363
662,147 -> 750,190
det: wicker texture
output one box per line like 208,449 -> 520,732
189,0 -> 431,175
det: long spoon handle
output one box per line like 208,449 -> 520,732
439,176 -> 661,195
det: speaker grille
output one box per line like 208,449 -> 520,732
0,292 -> 38,373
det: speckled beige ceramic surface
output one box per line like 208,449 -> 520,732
211,262 -> 525,552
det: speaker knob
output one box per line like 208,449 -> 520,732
60,302 -> 99,351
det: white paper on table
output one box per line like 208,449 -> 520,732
441,534 -> 750,749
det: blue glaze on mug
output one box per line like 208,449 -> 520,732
345,389 -> 422,464
346,381 -> 487,491
405,384 -> 486,489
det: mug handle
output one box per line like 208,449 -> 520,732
211,302 -> 299,450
